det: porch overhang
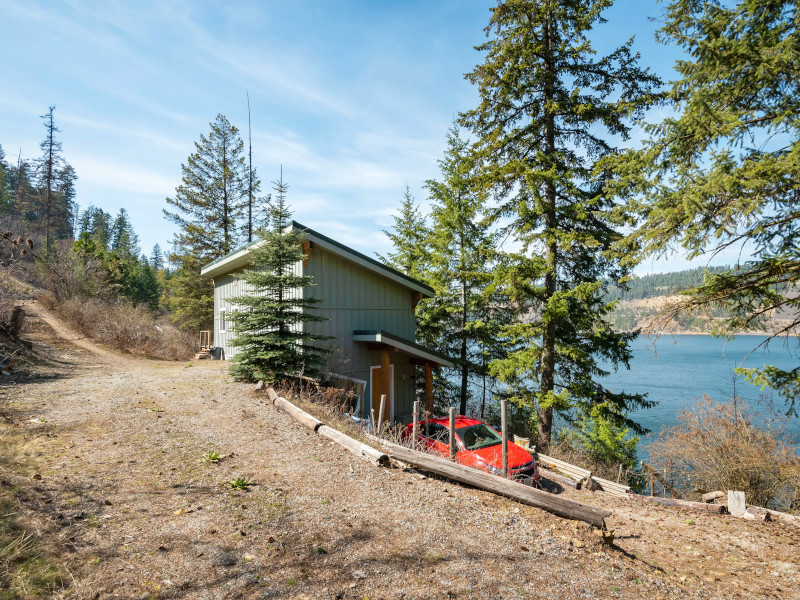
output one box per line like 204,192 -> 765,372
352,330 -> 454,368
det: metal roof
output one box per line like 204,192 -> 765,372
200,221 -> 434,297
352,329 -> 454,368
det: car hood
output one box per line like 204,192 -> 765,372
469,442 -> 533,469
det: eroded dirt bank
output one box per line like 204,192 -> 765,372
2,308 -> 799,599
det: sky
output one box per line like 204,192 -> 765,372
0,0 -> 742,274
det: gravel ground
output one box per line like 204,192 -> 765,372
2,304 -> 799,599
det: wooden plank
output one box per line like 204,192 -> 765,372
381,349 -> 391,419
317,425 -> 389,467
377,394 -> 386,436
424,363 -> 433,416
376,440 -> 611,528
448,407 -> 456,460
501,400 -> 509,478
412,400 -> 420,451
534,452 -> 631,494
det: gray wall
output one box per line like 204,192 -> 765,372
212,243 -> 421,422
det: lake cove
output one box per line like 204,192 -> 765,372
602,334 -> 800,446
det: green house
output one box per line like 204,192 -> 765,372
201,221 -> 453,424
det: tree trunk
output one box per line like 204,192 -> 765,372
459,276 -> 468,415
538,9 -> 557,450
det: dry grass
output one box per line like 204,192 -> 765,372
53,297 -> 195,361
0,433 -> 66,599
645,396 -> 800,511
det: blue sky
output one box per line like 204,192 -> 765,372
0,0 -> 735,274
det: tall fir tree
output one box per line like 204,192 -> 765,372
35,106 -> 69,255
379,184 -> 431,282
0,144 -> 11,213
150,244 -> 164,271
163,114 -> 252,330
110,208 -> 140,260
422,123 -> 506,415
228,173 -> 330,383
605,0 -> 800,413
461,0 -> 659,447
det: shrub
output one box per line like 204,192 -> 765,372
645,396 -> 800,511
54,297 -> 194,361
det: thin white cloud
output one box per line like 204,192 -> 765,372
70,155 -> 177,197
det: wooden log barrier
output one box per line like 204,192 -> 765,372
317,425 -> 389,467
377,440 -> 611,529
629,494 -> 727,514
268,387 -> 323,432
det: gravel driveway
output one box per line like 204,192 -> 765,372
2,305 -> 798,599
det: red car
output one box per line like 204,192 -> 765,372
402,416 -> 540,486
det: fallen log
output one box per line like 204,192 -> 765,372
629,494 -> 727,514
268,388 -> 323,432
534,452 -> 632,495
317,425 -> 389,467
377,440 -> 611,529
762,507 -> 800,528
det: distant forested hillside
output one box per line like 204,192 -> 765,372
607,266 -> 732,301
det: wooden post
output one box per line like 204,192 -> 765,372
377,394 -> 386,436
412,400 -> 420,450
448,407 -> 456,460
370,408 -> 376,433
424,363 -> 433,417
501,399 -> 509,478
381,348 -> 391,419
650,472 -> 654,497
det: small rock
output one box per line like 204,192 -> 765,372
255,380 -> 265,391
104,499 -> 113,506
352,570 -> 367,579
701,491 -> 724,503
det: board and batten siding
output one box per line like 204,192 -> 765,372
211,241 -> 422,422
212,260 -> 304,358
303,244 -> 419,421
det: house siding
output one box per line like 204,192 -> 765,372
211,239 -> 424,423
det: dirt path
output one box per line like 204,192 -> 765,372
2,311 -> 799,599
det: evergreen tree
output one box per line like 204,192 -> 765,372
379,184 -> 431,282
164,114 -> 252,331
228,173 -> 330,383
605,0 -> 800,413
422,123 -> 505,415
35,106 -> 68,256
0,144 -> 11,213
461,0 -> 659,447
110,208 -> 140,259
79,205 -> 112,250
150,244 -> 164,271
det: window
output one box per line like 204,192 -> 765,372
219,309 -> 227,333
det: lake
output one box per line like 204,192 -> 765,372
601,334 -> 800,447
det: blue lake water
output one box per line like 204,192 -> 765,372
601,334 -> 800,446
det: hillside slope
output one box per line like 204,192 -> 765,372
1,310 -> 798,598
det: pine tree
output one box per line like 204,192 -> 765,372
422,123 -> 506,415
605,0 -> 800,413
228,173 -> 330,383
35,106 -> 68,256
461,0 -> 659,447
110,208 -> 140,260
150,244 -> 164,271
379,184 -> 431,282
0,144 -> 11,213
164,114 -> 252,331
79,205 -> 112,250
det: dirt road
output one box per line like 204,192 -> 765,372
2,308 -> 799,599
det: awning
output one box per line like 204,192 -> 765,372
352,330 -> 454,368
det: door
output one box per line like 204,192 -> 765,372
370,365 -> 394,424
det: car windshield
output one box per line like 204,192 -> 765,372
456,424 -> 502,451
